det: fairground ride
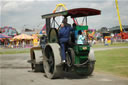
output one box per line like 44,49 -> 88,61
115,0 -> 128,39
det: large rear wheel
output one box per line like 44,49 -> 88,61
43,44 -> 62,79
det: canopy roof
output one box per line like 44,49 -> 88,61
0,33 -> 11,38
13,34 -> 34,40
42,8 -> 101,19
32,34 -> 38,39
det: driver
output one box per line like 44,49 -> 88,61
58,18 -> 73,63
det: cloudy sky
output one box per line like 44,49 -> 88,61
0,0 -> 128,32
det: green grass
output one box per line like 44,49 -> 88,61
0,49 -> 30,54
95,48 -> 128,77
93,42 -> 128,48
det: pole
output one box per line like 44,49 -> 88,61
115,0 -> 123,32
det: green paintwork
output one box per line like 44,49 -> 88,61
75,25 -> 88,30
73,45 -> 90,74
73,25 -> 90,65
42,11 -> 68,19
74,45 -> 90,64
75,67 -> 88,73
41,8 -> 101,19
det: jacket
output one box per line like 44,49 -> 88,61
59,26 -> 73,43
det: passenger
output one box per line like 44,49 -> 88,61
58,22 -> 73,63
77,30 -> 85,44
40,34 -> 47,49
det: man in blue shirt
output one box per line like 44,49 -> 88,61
59,20 -> 73,63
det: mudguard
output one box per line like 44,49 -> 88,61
88,47 -> 96,61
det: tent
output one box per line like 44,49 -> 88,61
0,33 -> 11,38
0,34 -> 6,38
32,34 -> 38,39
12,34 -> 34,48
13,34 -> 34,40
0,33 -> 11,46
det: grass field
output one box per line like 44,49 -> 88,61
0,42 -> 127,54
95,48 -> 128,77
93,42 -> 128,48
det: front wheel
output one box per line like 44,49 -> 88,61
66,48 -> 75,67
77,61 -> 95,76
86,61 -> 95,76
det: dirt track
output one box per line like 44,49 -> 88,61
1,68 -> 128,85
0,48 -> 128,85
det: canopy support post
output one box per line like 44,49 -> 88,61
86,17 -> 87,26
46,18 -> 51,35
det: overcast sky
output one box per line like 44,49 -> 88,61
0,0 -> 128,32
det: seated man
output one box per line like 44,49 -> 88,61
76,30 -> 85,44
58,22 -> 73,63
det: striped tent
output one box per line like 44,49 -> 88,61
13,34 -> 34,40
32,34 -> 38,39
0,33 -> 11,38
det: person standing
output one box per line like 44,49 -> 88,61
58,22 -> 73,63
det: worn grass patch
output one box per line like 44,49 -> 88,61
0,49 -> 30,54
95,48 -> 128,77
